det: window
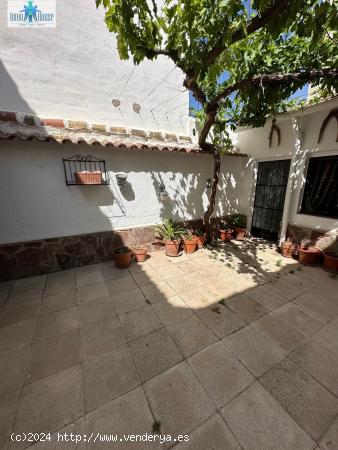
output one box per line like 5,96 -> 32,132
300,155 -> 338,219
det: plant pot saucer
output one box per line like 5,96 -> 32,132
165,251 -> 183,257
299,261 -> 321,267
322,266 -> 338,273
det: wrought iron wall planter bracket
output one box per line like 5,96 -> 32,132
63,154 -> 109,185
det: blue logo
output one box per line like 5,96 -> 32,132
8,0 -> 56,27
21,1 -> 41,23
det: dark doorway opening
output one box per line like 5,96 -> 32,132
251,159 -> 291,242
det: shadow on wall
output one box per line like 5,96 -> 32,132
149,157 -> 243,235
0,60 -> 35,114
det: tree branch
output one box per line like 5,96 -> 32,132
213,68 -> 338,104
205,0 -> 291,67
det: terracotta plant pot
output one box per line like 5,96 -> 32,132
220,229 -> 232,242
299,247 -> 322,266
323,252 -> 338,273
113,247 -> 132,269
133,247 -> 148,263
195,234 -> 206,248
183,238 -> 197,254
281,241 -> 297,258
234,226 -> 247,241
74,171 -> 102,184
164,239 -> 181,257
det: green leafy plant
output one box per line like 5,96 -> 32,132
97,0 -> 338,237
194,228 -> 205,237
155,219 -> 185,241
232,214 -> 246,228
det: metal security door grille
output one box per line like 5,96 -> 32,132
251,159 -> 290,242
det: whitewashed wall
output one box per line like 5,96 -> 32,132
237,97 -> 338,234
0,0 -> 189,135
0,142 -> 246,244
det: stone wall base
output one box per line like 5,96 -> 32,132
0,216 -> 235,281
287,224 -> 338,251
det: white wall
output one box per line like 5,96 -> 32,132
237,97 -> 338,234
0,142 -> 245,244
0,0 -> 189,135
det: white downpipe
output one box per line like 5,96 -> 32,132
278,117 -> 304,246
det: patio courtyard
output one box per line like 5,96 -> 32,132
1,239 -> 338,450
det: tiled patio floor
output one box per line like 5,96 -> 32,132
1,239 -> 338,449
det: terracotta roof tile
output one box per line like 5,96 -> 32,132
0,111 -> 248,157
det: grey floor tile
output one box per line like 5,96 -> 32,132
0,347 -> 31,397
189,341 -> 254,408
265,276 -> 307,300
85,387 -> 161,450
145,362 -> 215,438
289,340 -> 338,396
223,325 -> 285,377
225,294 -> 268,324
44,275 -> 75,297
76,282 -> 109,304
76,270 -> 105,288
0,390 -> 20,450
33,307 -> 78,342
40,289 -> 76,315
82,346 -> 140,413
312,317 -> 338,355
119,305 -> 162,341
294,292 -> 338,323
221,382 -> 315,450
274,303 -> 324,337
78,296 -> 116,324
80,317 -> 126,358
195,305 -> 245,338
260,358 -> 338,441
0,319 -> 36,357
28,419 -> 85,450
140,281 -> 176,304
0,299 -> 41,327
175,414 -> 241,450
319,415 -> 338,450
167,314 -> 218,357
107,275 -> 138,296
12,366 -> 83,441
252,312 -> 308,353
129,328 -> 183,381
152,296 -> 194,326
26,331 -> 80,384
246,285 -> 289,310
112,288 -> 148,315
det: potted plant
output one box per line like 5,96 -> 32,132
131,230 -> 148,262
280,238 -> 297,258
133,245 -> 148,262
323,251 -> 338,273
194,229 -> 206,248
74,170 -> 102,184
182,233 -> 197,254
298,239 -> 322,266
113,246 -> 132,268
155,219 -> 185,257
232,215 -> 247,241
219,221 -> 232,242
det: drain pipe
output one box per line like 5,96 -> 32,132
278,117 -> 305,246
